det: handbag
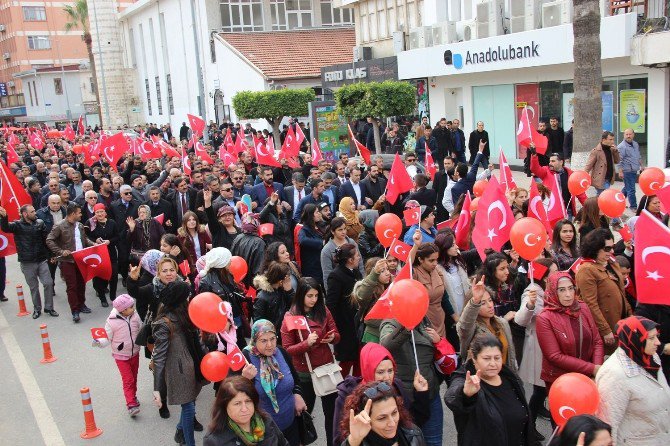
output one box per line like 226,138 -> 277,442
302,333 -> 343,397
297,411 -> 318,445
135,309 -> 155,352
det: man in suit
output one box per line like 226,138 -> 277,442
170,177 -> 198,229
109,185 -> 140,286
294,178 -> 327,223
451,118 -> 467,164
339,167 -> 370,210
145,186 -> 174,232
320,172 -> 339,212
404,174 -> 437,208
432,118 -> 454,168
360,163 -> 386,204
81,190 -> 102,223
195,175 -> 222,224
282,173 -> 310,217
332,162 -> 347,187
230,169 -> 253,200
251,166 -> 284,208
451,140 -> 487,205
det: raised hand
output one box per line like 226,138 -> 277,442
129,264 -> 141,280
203,189 -> 212,206
412,229 -> 422,246
348,398 -> 373,446
463,369 -> 482,397
471,275 -> 486,304
0,206 -> 6,218
373,259 -> 387,274
241,363 -> 258,380
126,216 -> 136,231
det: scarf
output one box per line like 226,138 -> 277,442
217,301 -> 238,352
141,249 -> 164,276
339,197 -> 363,233
227,412 -> 265,446
152,275 -> 183,300
244,319 -> 283,413
241,212 -> 260,235
616,316 -> 660,379
543,272 -> 581,319
140,219 -> 151,250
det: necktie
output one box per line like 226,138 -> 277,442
298,190 -> 303,200
181,193 -> 187,216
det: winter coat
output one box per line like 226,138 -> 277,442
353,270 -> 388,343
280,308 -> 340,373
36,205 -> 65,233
231,233 -> 266,288
320,239 -> 365,293
178,228 -> 211,266
340,425 -> 426,446
635,304 -> 670,385
513,283 -> 545,387
326,265 -> 362,362
0,216 -> 50,263
596,348 -> 670,446
205,205 -> 240,250
151,313 -> 205,405
298,225 -> 324,280
203,412 -> 289,446
252,275 -> 295,343
258,201 -> 293,249
87,218 -> 119,261
445,361 -> 534,446
357,227 -> 384,260
128,219 -> 165,252
457,298 -> 517,371
535,301 -> 604,384
97,308 -> 142,360
438,263 -> 469,316
585,143 -> 621,189
45,219 -> 95,263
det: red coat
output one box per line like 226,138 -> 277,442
280,308 -> 340,374
536,301 -> 604,384
530,155 -> 586,216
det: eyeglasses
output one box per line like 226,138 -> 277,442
363,381 -> 392,400
602,246 -> 614,252
122,192 -> 132,195
233,177 -> 243,181
407,159 -> 416,163
221,187 -> 233,192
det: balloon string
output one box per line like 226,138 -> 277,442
566,196 -> 573,213
384,247 -> 389,259
546,426 -> 560,444
410,329 -> 420,372
529,262 -> 534,286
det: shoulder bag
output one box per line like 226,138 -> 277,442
300,332 -> 343,397
135,309 -> 155,352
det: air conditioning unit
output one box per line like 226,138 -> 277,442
2,52 -> 10,60
408,26 -> 433,49
432,21 -> 457,45
461,19 -> 478,41
6,80 -> 15,87
510,0 -> 542,33
352,46 -> 372,62
542,0 -> 573,28
392,31 -> 406,54
476,0 -> 504,38
0,25 -> 6,32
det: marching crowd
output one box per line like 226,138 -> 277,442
1,116 -> 670,446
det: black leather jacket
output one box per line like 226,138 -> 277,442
0,216 -> 50,262
340,425 -> 426,446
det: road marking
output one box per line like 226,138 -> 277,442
0,310 -> 66,446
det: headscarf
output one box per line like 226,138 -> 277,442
339,197 -> 363,232
141,249 -> 164,276
241,212 -> 260,235
216,301 -> 237,353
358,210 -> 379,230
543,271 -> 581,318
198,247 -> 232,278
360,343 -> 396,383
244,319 -> 283,413
626,216 -> 638,245
615,316 -> 660,379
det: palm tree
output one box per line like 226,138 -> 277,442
63,0 -> 103,127
570,0 -> 603,170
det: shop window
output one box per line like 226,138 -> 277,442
54,78 -> 63,95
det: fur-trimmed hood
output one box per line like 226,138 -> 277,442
252,274 -> 274,293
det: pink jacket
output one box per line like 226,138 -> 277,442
97,308 -> 142,360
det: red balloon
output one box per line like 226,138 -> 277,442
567,171 -> 591,195
389,279 -> 429,330
375,213 -> 403,248
597,189 -> 626,218
639,167 -> 665,196
229,256 -> 248,283
188,292 -> 229,333
510,217 -> 548,261
200,351 -> 230,382
549,372 -> 599,427
473,180 -> 488,198
470,197 -> 480,212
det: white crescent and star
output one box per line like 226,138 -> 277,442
523,233 -> 539,247
82,254 -> 102,267
558,406 -> 576,420
92,328 -> 106,338
487,200 -> 508,230
614,192 -> 625,203
383,229 -> 395,239
641,246 -> 670,282
580,178 -> 589,189
393,244 -> 407,257
256,142 -> 270,157
0,235 -> 8,251
649,181 -> 660,190
231,352 -> 244,364
530,196 -> 545,219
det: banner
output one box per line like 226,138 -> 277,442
619,89 -> 645,133
562,91 -> 614,132
314,104 -> 349,160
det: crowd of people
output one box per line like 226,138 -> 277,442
1,116 -> 670,446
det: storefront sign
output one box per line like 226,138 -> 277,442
0,106 -> 26,117
0,83 -> 7,97
619,89 -> 645,133
321,57 -> 398,89
448,42 -> 540,70
562,91 -> 615,133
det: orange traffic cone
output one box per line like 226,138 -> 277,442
39,324 -> 57,363
80,387 -> 103,439
16,285 -> 30,317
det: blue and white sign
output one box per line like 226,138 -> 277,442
0,83 -> 7,97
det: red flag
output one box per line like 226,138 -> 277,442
8,132 -> 19,146
0,228 -> 17,257
618,225 -> 632,243
64,123 -> 75,141
179,260 -> 191,276
0,159 -> 32,219
232,130 -> 248,155
181,145 -> 192,176
386,154 -> 414,205
77,115 -> 85,136
436,219 -> 457,231
246,286 -> 257,300
365,286 -> 393,321
191,136 -> 213,164
187,114 -> 205,137
656,185 -> 670,214
403,207 -> 420,226
528,261 -> 549,281
135,138 -> 162,161
154,213 -> 165,225
99,132 -> 129,170
71,244 -> 113,282
6,143 -> 19,165
311,139 -> 323,166
223,128 -> 235,155
471,176 -> 515,259
294,124 -> 306,147
497,149 -> 517,191
220,149 -> 237,168
568,257 -> 591,275
394,262 -> 411,280
516,107 -> 548,154
284,314 -> 309,331
454,192 -> 472,250
258,223 -> 274,237
29,131 -> 44,150
152,135 -> 180,158
281,126 -> 300,157
227,345 -> 247,371
91,328 -> 108,340
348,125 -> 371,165
84,141 -> 100,166
545,174 -> 567,223
635,210 -> 670,304
255,136 -> 281,168
388,238 -> 412,262
424,142 -> 437,181
528,180 -> 552,234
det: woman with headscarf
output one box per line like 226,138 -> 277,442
198,247 -> 249,349
338,196 -> 364,242
536,272 -> 604,391
357,210 -> 384,261
241,319 -> 307,446
231,212 -> 266,288
127,204 -> 165,259
596,316 -> 670,445
151,281 -> 207,446
636,194 -> 669,225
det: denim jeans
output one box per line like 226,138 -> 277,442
421,395 -> 444,446
177,401 -> 196,446
622,171 -> 638,209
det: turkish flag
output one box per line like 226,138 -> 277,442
471,176 -> 515,259
348,125 -> 371,165
284,314 -> 309,331
255,136 -> 281,168
223,128 -> 235,155
403,207 -> 420,226
498,149 -> 517,191
656,185 -> 670,214
528,261 -> 549,281
425,143 -> 436,181
281,126 -> 300,158
545,174 -> 567,224
0,229 -> 17,257
63,123 -> 75,141
29,131 -> 44,150
179,260 -> 191,276
618,225 -> 632,243
220,149 -> 237,168
135,138 -> 162,161
395,262 -> 411,281
77,115 -> 85,136
388,238 -> 412,262
528,180 -> 552,234
516,107 -> 548,154
181,145 -> 192,176
311,139 -> 323,166
6,143 -> 19,165
386,153 -> 414,205
8,133 -> 19,146
635,210 -> 670,304
365,286 -> 393,321
246,286 -> 257,300
191,136 -> 213,164
71,244 -> 113,282
294,124 -> 306,147
84,141 -> 100,166
187,114 -> 206,137
154,213 -> 165,225
454,192 -> 472,250
437,219 -> 457,231
91,328 -> 108,340
258,223 -> 274,236
568,257 -> 593,275
151,135 -> 180,159
232,130 -> 248,155
227,345 -> 247,371
99,132 -> 129,170
0,159 -> 32,219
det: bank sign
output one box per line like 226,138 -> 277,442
446,42 -> 540,69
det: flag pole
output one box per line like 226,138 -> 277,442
529,262 -> 534,286
410,329 -> 421,372
525,106 -> 533,146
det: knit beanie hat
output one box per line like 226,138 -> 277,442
113,294 -> 135,312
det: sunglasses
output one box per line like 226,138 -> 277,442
602,246 -> 613,252
122,192 -> 132,195
221,187 -> 233,192
363,381 -> 392,400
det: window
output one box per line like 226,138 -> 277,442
23,6 -> 46,21
145,78 -> 152,115
155,76 -> 163,115
320,0 -> 353,26
166,74 -> 174,115
220,0 -> 264,32
27,83 -> 33,107
32,82 -> 39,106
271,0 -> 287,30
54,78 -> 63,95
90,77 -> 96,94
271,0 -> 313,29
27,36 -> 51,50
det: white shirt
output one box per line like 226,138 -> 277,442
193,232 -> 201,258
74,222 -> 83,251
293,188 -> 304,206
442,177 -> 456,213
406,165 -> 418,179
351,182 -> 362,205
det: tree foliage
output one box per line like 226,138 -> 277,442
335,81 -> 416,120
232,88 -> 316,122
63,0 -> 89,34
